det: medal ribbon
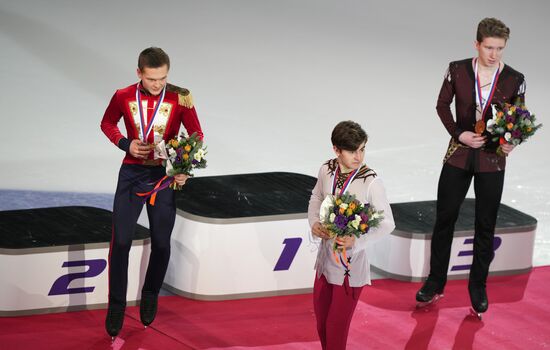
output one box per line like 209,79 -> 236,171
331,165 -> 360,196
330,163 -> 361,270
136,175 -> 173,206
135,83 -> 166,142
474,58 -> 500,120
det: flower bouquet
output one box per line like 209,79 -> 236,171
319,192 -> 384,266
138,132 -> 207,205
487,101 -> 542,157
161,132 -> 207,189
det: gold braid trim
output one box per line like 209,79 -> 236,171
443,138 -> 466,164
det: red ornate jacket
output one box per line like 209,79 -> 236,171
437,58 -> 525,172
101,82 -> 203,165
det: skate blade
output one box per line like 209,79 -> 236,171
416,293 -> 444,309
469,307 -> 483,320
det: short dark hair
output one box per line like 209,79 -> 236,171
138,47 -> 170,71
477,18 -> 510,42
331,121 -> 368,151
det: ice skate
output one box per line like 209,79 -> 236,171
468,284 -> 488,320
416,280 -> 444,309
140,291 -> 158,328
105,305 -> 125,340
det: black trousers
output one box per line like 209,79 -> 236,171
428,163 -> 505,288
108,164 -> 176,309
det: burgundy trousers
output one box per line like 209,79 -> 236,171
313,274 -> 363,350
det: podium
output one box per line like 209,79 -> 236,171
0,206 -> 150,316
368,199 -> 537,281
160,172 -> 318,300
1,177 -> 537,312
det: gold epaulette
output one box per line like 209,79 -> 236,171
166,83 -> 194,108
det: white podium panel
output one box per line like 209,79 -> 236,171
0,206 -> 150,316
368,200 -> 537,281
162,213 -> 317,300
159,172 -> 320,300
0,242 -> 150,316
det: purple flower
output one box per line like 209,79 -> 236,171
192,159 -> 199,165
506,115 -> 515,123
175,156 -> 181,163
334,215 -> 348,230
512,129 -> 522,138
360,212 -> 369,222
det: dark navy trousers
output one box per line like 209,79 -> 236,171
108,164 -> 176,309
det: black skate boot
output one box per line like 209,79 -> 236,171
416,280 -> 444,308
468,284 -> 488,320
140,291 -> 158,327
105,305 -> 125,340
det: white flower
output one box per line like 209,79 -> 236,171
508,110 -> 513,116
486,119 -> 496,133
524,119 -> 532,126
504,132 -> 512,141
339,203 -> 348,210
491,104 -> 498,117
372,212 -> 382,219
168,148 -> 178,161
329,213 -> 336,223
319,195 -> 335,222
194,148 -> 205,161
351,214 -> 361,229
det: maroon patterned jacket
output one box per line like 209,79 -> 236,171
437,58 -> 525,172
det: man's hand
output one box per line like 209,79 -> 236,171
500,143 -> 516,155
174,174 -> 190,186
335,235 -> 355,249
312,222 -> 330,239
459,131 -> 486,149
129,139 -> 152,159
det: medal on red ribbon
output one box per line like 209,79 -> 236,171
135,83 -> 166,143
331,164 -> 361,196
474,58 -> 500,134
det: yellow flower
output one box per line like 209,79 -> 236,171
170,140 -> 179,148
527,127 -> 532,132
349,202 -> 357,211
506,123 -> 514,130
184,144 -> 192,152
339,207 -> 345,215
510,106 -> 516,113
497,111 -> 504,118
183,153 -> 189,160
346,208 -> 354,217
360,223 -> 368,231
335,198 -> 342,206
